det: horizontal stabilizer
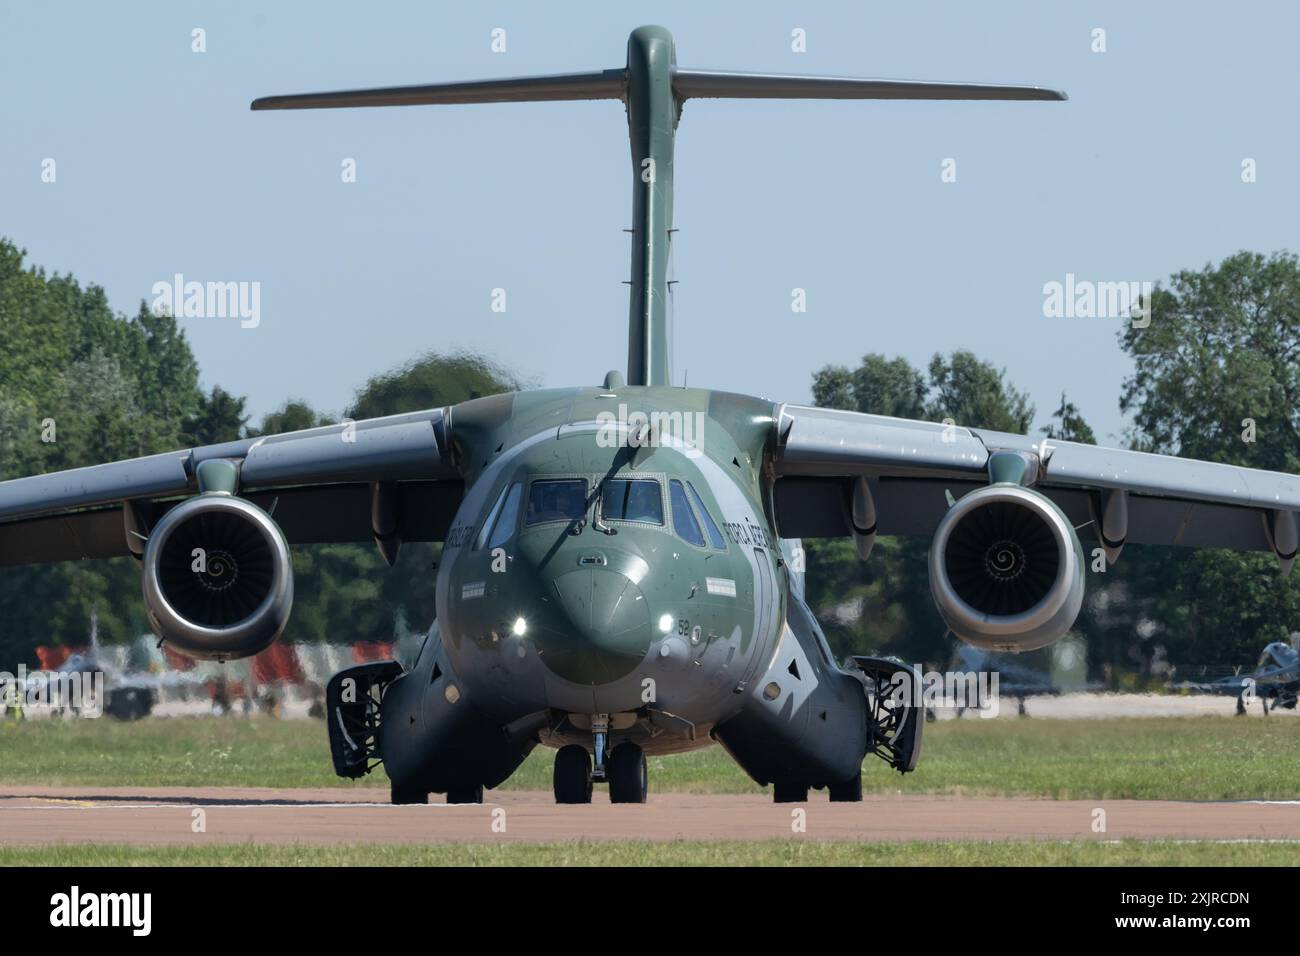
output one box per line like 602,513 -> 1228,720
672,69 -> 1066,102
251,69 -> 625,110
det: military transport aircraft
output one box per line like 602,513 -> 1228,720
2,26 -> 1297,805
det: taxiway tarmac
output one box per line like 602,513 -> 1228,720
2,787 -> 1297,845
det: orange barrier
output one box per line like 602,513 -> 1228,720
252,642 -> 305,684
352,642 -> 396,663
34,646 -> 76,670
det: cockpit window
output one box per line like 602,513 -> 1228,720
475,484 -> 509,550
669,479 -> 706,547
601,479 -> 663,525
526,479 -> 588,526
488,483 -> 523,548
686,481 -> 727,550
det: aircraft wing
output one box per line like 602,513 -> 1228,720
1178,675 -> 1255,695
772,405 -> 1300,565
0,408 -> 462,567
1175,669 -> 1299,695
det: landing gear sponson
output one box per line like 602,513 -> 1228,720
327,629 -> 539,805
715,655 -> 922,804
711,586 -> 923,803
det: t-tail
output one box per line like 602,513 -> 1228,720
252,25 -> 1065,388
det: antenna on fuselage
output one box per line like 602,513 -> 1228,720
252,26 -> 1065,390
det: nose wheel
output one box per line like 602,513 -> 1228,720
554,744 -> 593,804
607,742 -> 648,803
552,741 -> 648,804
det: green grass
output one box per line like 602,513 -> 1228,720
2,840 -> 1297,866
3,714 -> 1299,800
0,715 -> 367,790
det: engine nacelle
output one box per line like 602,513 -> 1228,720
929,484 -> 1083,652
141,494 -> 294,661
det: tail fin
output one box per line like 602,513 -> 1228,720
252,26 -> 1064,388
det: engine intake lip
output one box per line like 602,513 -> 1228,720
142,494 -> 293,661
929,484 -> 1080,640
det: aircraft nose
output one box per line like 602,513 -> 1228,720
535,565 -> 652,684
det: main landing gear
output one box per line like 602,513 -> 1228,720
772,773 -> 862,804
390,783 -> 484,804
828,773 -> 863,802
769,657 -> 924,805
552,741 -> 648,804
447,784 -> 485,804
390,782 -> 429,805
773,781 -> 808,803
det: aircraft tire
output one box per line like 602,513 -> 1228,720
390,782 -> 429,805
828,772 -> 862,802
553,745 -> 593,804
446,784 -> 484,804
772,781 -> 808,803
607,743 -> 647,804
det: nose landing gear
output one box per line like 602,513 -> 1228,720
551,740 -> 648,804
608,742 -> 648,803
554,744 -> 594,804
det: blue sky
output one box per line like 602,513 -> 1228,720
2,1 -> 1295,444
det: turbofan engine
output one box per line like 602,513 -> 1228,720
929,484 -> 1083,652
141,494 -> 294,661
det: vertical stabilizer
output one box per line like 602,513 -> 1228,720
624,26 -> 677,387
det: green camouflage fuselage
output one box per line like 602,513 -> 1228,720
433,385 -> 785,751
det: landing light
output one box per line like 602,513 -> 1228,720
658,613 -> 673,634
512,616 -> 528,637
